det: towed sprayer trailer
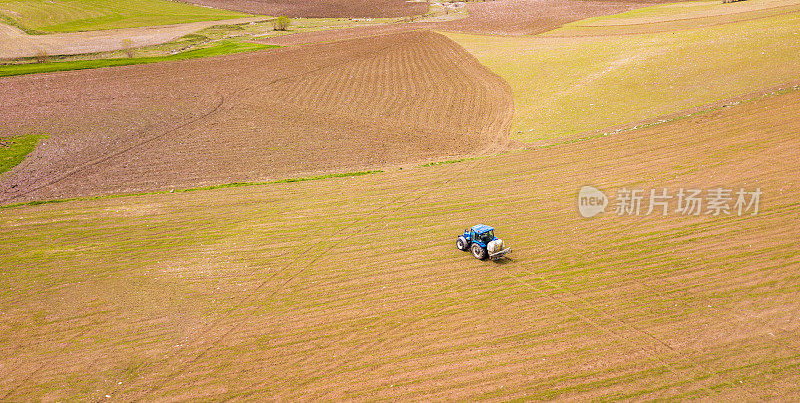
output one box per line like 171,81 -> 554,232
456,224 -> 512,260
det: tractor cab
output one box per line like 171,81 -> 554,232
468,224 -> 496,247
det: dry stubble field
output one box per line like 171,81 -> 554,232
0,30 -> 513,204
2,76 -> 800,400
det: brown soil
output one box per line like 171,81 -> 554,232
259,22 -> 416,46
2,85 -> 799,400
177,0 -> 428,18
434,0 -> 654,35
0,30 -> 513,204
259,0 -> 690,46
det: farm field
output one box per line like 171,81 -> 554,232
447,9 -> 800,140
2,82 -> 799,400
180,0 -> 427,18
0,15 -> 420,61
260,0 -> 684,45
0,39 -> 278,77
432,0 -> 657,35
3,0 -> 800,399
0,16 -> 267,59
577,0 -> 800,27
0,0 -> 700,68
556,0 -> 800,35
0,0 -> 250,33
0,30 -> 513,204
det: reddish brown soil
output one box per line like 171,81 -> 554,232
0,30 -> 513,204
260,0 -> 689,46
177,0 -> 427,18
435,0 -> 650,35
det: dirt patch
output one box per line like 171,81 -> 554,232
0,30 -> 513,204
177,0 -> 427,18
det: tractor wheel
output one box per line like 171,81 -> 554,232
457,236 -> 468,251
471,243 -> 487,260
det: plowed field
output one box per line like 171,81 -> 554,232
0,30 -> 513,204
2,85 -> 799,400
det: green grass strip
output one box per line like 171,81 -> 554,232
0,40 -> 279,78
0,134 -> 47,175
1,170 -> 383,209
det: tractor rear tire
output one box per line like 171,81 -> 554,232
457,236 -> 468,251
471,243 -> 487,260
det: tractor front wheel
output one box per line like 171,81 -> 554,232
457,236 -> 468,251
471,243 -> 487,260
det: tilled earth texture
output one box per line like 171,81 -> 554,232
2,83 -> 799,400
0,30 -> 513,204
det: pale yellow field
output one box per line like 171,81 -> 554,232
573,0 -> 800,27
446,10 -> 800,140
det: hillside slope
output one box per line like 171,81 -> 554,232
2,85 -> 799,400
0,30 -> 513,204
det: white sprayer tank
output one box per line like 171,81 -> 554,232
487,239 -> 505,255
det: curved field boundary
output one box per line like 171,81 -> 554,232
446,10 -> 800,141
0,0 -> 250,33
258,0 -> 691,46
257,0 -> 687,47
548,2 -> 800,36
0,134 -> 46,175
430,0 -> 653,36
0,30 -> 513,205
528,80 -> 800,148
578,0 -> 800,26
0,40 -> 279,78
0,17 -> 267,59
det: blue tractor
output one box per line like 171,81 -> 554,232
457,224 -> 512,260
